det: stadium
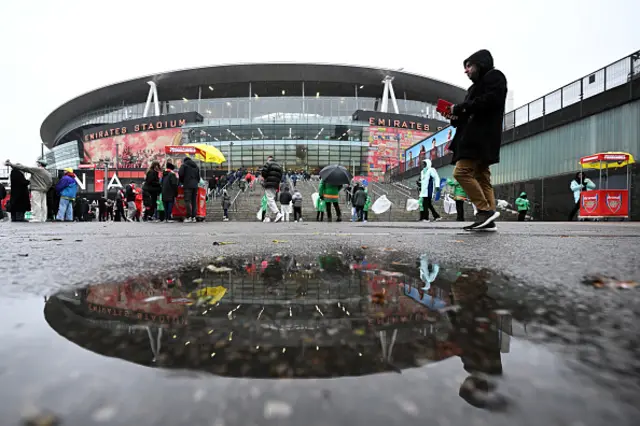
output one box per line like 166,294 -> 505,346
39,63 -> 465,183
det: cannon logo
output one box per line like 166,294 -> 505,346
582,194 -> 598,213
606,194 -> 622,213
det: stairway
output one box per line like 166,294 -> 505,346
204,178 -> 524,222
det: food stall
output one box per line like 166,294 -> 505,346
578,152 -> 635,220
164,144 -> 226,221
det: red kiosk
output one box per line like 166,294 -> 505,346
164,145 -> 209,222
578,152 -> 635,220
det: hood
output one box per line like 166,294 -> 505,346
464,49 -> 495,79
422,159 -> 432,169
519,192 -> 527,197
65,172 -> 76,178
183,157 -> 197,168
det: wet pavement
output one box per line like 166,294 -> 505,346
1,221 -> 639,425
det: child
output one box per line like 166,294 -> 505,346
260,193 -> 268,222
315,195 -> 326,222
362,188 -> 371,223
515,192 -> 530,222
156,193 -> 165,222
222,189 -> 231,221
279,186 -> 293,222
292,189 -> 303,222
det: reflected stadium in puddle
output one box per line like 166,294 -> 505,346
44,253 -> 513,381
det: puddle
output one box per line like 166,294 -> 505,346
44,253 -> 516,382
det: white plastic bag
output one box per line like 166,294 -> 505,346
371,195 -> 392,214
311,192 -> 319,208
256,208 -> 263,221
472,203 -> 478,215
406,198 -> 420,211
443,194 -> 457,215
496,199 -> 510,210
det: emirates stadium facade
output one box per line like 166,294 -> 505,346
40,63 -> 465,183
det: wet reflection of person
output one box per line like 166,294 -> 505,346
448,270 -> 507,411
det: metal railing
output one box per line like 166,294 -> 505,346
504,50 -> 640,130
385,50 -> 640,181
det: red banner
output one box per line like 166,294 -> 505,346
579,190 -> 629,218
95,170 -> 104,193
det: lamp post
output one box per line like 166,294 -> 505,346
228,141 -> 234,173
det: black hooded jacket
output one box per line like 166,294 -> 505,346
261,159 -> 283,190
162,170 -> 179,202
449,50 -> 507,166
178,157 -> 201,189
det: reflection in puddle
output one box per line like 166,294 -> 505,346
44,253 -> 512,406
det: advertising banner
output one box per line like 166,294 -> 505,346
579,189 -> 629,218
404,126 -> 456,169
366,126 -> 432,181
83,127 -> 183,169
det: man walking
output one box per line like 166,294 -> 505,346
125,182 -> 137,222
447,49 -> 507,232
260,156 -> 283,223
5,159 -> 52,222
178,155 -> 201,223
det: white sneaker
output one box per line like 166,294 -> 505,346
299,218 -> 303,222
274,213 -> 283,223
263,217 -> 271,223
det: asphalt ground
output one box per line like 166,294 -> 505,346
1,220 -> 639,426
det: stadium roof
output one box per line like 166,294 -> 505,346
41,62 -> 467,146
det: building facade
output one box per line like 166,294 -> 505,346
40,63 -> 465,180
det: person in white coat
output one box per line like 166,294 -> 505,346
5,159 -> 52,222
568,171 -> 596,220
419,254 -> 440,291
419,159 -> 441,222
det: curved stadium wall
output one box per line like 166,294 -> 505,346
41,64 -> 465,180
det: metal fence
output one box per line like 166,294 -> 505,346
384,50 -> 640,182
504,50 -> 640,130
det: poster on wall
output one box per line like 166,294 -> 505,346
83,128 -> 183,169
366,127 -> 432,181
404,126 -> 456,169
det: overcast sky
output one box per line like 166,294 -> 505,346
1,0 -> 638,164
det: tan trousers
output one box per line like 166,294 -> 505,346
453,159 -> 496,212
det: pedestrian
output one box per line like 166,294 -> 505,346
259,193 -> 268,222
568,172 -> 596,221
352,184 -> 367,222
115,188 -> 125,221
362,187 -> 372,223
98,196 -> 108,222
0,181 -> 7,221
5,159 -> 52,223
47,174 -> 59,221
447,178 -> 468,222
419,159 -> 441,222
178,155 -> 201,223
221,189 -> 231,221
55,168 -> 78,222
125,182 -> 137,222
260,156 -> 283,223
315,194 -> 326,222
279,186 -> 293,222
143,161 -> 162,221
447,49 -> 508,232
515,192 -> 531,222
162,162 -> 179,222
292,188 -> 303,222
8,167 -> 30,222
318,178 -> 342,222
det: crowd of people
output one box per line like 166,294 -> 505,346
0,49 -> 600,227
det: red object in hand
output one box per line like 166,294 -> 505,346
436,99 -> 453,115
